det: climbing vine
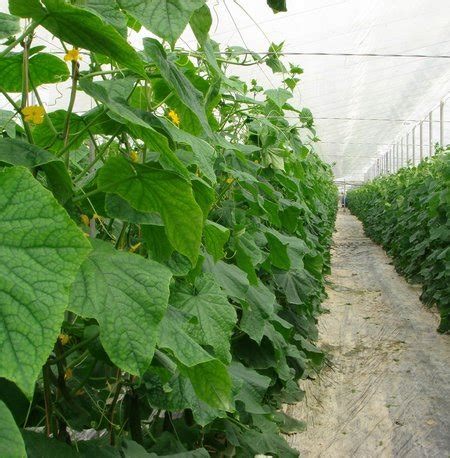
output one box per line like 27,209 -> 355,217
0,1 -> 337,456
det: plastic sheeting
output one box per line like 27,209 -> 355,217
200,0 -> 450,181
1,0 -> 450,180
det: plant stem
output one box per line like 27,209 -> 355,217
69,358 -> 97,396
20,34 -> 34,144
0,20 -> 42,58
42,364 -> 55,437
63,59 -> 79,167
108,373 -> 123,446
125,389 -> 143,444
0,87 -> 20,111
56,110 -> 104,158
82,68 -> 128,78
72,188 -> 103,203
32,86 -> 57,135
48,331 -> 100,365
154,349 -> 177,373
73,126 -> 123,184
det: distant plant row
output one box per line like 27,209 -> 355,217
348,148 -> 450,333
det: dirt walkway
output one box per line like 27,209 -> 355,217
286,211 -> 450,458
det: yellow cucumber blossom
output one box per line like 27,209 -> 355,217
129,242 -> 141,253
64,368 -> 73,380
226,177 -> 234,184
21,105 -> 45,124
58,333 -> 70,345
64,48 -> 80,62
168,109 -> 180,126
130,150 -> 139,163
80,214 -> 90,227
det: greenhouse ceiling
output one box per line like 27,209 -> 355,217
196,0 -> 450,181
1,0 -> 450,180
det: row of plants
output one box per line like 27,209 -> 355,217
0,1 -> 337,456
347,147 -> 450,333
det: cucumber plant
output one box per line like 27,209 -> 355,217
0,1 -> 337,456
348,148 -> 450,333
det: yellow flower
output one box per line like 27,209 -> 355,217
168,109 -> 180,126
64,368 -> 73,380
80,214 -> 90,227
129,242 -> 141,253
226,177 -> 234,184
130,150 -> 139,163
58,333 -> 70,345
21,105 -> 45,124
64,48 -> 80,62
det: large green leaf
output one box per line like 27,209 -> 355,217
0,109 -> 16,138
235,428 -> 298,458
77,0 -> 128,35
230,362 -> 271,414
98,157 -> 203,264
203,220 -> 230,261
157,306 -> 213,367
274,268 -> 318,305
121,0 -> 205,46
171,275 -> 237,363
0,138 -> 73,204
105,194 -> 163,225
148,372 -> 225,427
190,4 -> 212,45
0,51 -> 69,93
142,224 -> 173,263
144,39 -> 212,135
265,88 -> 292,108
69,240 -> 172,376
180,359 -> 233,411
158,117 -> 217,182
0,137 -> 62,168
14,0 -> 146,77
79,78 -> 189,178
203,256 -> 250,300
0,401 -> 26,458
0,12 -> 20,39
0,166 -> 90,397
157,308 -> 232,410
33,110 -> 87,153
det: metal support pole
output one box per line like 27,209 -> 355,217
412,127 -> 416,165
396,143 -> 399,171
406,133 -> 409,165
393,145 -> 396,172
440,100 -> 444,146
419,121 -> 423,162
390,148 -> 393,173
401,139 -> 404,169
429,111 -> 433,156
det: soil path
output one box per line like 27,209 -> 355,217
286,211 -> 450,458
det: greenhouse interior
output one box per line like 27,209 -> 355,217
0,0 -> 449,457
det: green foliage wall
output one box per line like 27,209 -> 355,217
0,1 -> 337,456
347,148 -> 450,333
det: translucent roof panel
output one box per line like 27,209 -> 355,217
1,0 -> 450,181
